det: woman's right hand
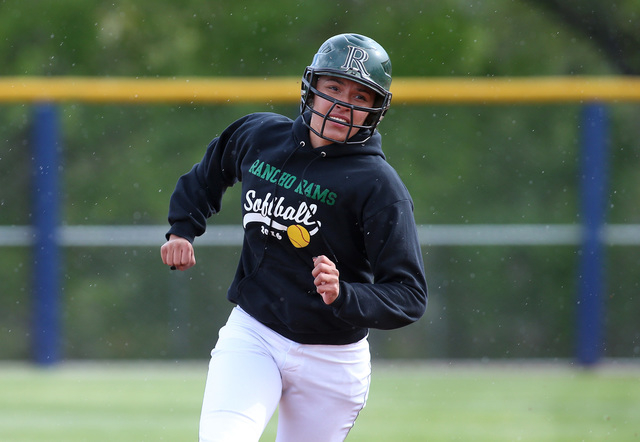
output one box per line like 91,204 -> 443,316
160,234 -> 196,271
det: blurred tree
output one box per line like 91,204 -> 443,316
526,0 -> 640,74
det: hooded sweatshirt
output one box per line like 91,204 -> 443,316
166,112 -> 427,345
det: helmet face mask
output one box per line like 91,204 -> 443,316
301,34 -> 392,144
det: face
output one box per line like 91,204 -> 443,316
309,76 -> 375,147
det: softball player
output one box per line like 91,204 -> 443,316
161,33 -> 428,442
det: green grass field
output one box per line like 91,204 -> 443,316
0,360 -> 638,441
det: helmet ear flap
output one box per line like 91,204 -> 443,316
365,91 -> 392,127
300,67 -> 316,114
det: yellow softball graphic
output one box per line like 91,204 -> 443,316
287,224 -> 310,248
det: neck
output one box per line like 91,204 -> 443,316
309,131 -> 332,148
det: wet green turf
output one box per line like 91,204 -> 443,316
0,360 -> 638,441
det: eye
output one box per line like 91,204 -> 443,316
354,92 -> 373,105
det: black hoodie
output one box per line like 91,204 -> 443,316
166,112 -> 427,345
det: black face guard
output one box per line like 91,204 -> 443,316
301,79 -> 387,144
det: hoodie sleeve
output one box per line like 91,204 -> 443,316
165,118 -> 246,242
331,198 -> 428,330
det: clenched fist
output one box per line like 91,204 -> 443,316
161,234 -> 196,271
312,255 -> 340,305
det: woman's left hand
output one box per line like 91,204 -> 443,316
312,255 -> 340,305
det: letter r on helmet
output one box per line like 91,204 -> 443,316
341,46 -> 370,76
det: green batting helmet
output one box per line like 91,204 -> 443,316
301,33 -> 393,143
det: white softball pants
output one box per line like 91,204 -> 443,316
199,306 -> 371,442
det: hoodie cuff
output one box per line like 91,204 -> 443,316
330,282 -> 348,311
166,222 -> 197,243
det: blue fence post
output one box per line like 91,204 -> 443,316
31,103 -> 61,366
577,103 -> 608,366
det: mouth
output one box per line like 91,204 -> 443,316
327,115 -> 350,125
